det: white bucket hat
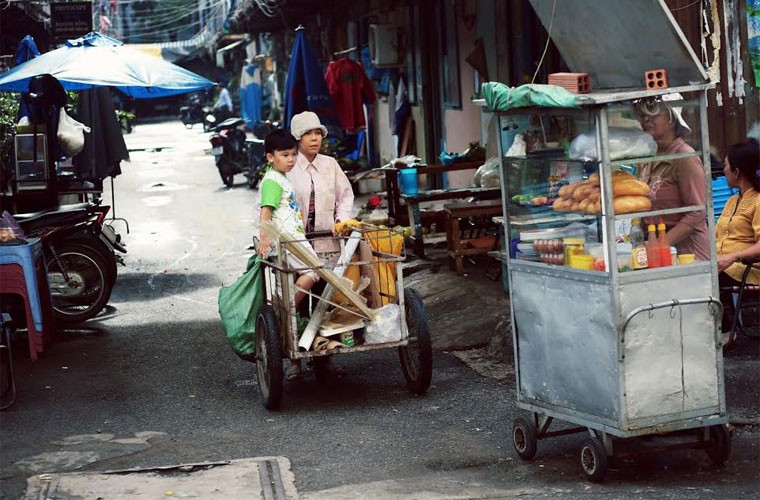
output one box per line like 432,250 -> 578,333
635,93 -> 691,137
290,111 -> 328,140
661,93 -> 691,137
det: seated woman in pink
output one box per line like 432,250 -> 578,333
638,95 -> 710,261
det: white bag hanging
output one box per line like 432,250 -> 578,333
56,107 -> 91,157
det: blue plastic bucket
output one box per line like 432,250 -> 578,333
399,168 -> 419,195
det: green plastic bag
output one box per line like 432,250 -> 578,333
483,82 -> 579,111
218,255 -> 262,361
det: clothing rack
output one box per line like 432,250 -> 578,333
107,176 -> 129,233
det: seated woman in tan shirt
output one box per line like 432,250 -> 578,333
716,138 -> 760,345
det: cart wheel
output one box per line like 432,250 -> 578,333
398,288 -> 432,395
580,437 -> 608,483
512,417 -> 538,460
255,305 -> 283,410
705,424 -> 731,464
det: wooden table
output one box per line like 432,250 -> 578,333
444,199 -> 504,274
402,187 -> 501,258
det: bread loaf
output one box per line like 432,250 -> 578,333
613,178 -> 650,197
613,195 -> 652,214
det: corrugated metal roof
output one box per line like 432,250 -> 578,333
529,0 -> 709,89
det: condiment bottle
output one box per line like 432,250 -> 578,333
629,219 -> 648,270
646,222 -> 661,268
657,218 -> 671,267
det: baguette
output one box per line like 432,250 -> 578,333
613,195 -> 652,214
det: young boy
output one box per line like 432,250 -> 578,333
258,129 -> 320,380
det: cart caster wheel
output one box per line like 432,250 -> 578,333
398,288 -> 432,395
580,437 -> 608,483
512,417 -> 538,460
255,305 -> 283,410
705,424 -> 731,464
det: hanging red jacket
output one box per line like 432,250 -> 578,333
325,58 -> 376,130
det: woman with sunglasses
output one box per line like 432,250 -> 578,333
637,95 -> 710,261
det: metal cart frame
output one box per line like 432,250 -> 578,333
489,84 -> 731,481
254,227 -> 432,410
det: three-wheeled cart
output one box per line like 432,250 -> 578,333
255,226 -> 432,410
487,85 -> 730,482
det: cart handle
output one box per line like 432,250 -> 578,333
305,230 -> 335,238
619,297 -> 723,359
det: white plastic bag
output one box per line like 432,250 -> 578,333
474,156 -> 501,188
56,107 -> 91,157
568,127 -> 656,161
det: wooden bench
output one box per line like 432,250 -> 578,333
444,199 -> 504,275
384,161 -> 500,257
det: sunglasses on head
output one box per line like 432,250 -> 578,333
634,98 -> 667,117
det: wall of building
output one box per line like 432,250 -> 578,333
444,17 -> 484,188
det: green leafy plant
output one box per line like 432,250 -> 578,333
0,92 -> 20,170
116,110 -> 135,122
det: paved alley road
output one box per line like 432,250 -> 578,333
1,120 -> 758,499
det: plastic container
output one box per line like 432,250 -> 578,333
399,168 -> 419,195
670,246 -> 677,265
563,237 -> 585,265
678,253 -> 695,265
618,252 -> 633,272
569,254 -> 594,270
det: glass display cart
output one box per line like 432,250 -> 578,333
490,86 -> 730,482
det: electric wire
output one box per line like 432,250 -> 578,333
113,2 -> 227,42
530,0 -> 556,85
670,0 -> 701,12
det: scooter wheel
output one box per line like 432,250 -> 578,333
220,169 -> 234,187
45,243 -> 113,324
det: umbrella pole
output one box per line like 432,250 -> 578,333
107,175 -> 129,233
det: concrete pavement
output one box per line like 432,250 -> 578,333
2,119 -> 758,499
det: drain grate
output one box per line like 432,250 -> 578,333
259,458 -> 287,500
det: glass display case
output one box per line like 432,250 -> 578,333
498,95 -> 712,277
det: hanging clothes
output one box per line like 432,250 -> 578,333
239,63 -> 262,128
388,74 -> 411,157
325,57 -> 376,130
73,87 -> 129,181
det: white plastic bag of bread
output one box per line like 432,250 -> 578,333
552,171 -> 652,215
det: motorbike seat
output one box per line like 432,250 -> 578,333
13,202 -> 95,226
245,138 -> 264,146
216,117 -> 245,130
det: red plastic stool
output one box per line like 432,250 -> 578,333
0,239 -> 55,360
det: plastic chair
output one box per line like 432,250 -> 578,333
712,176 -> 739,221
0,313 -> 16,410
0,238 -> 55,360
723,257 -> 760,345
345,129 -> 366,161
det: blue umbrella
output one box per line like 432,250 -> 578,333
282,27 -> 337,131
0,32 -> 214,98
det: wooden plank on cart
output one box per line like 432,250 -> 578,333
282,235 -> 374,319
284,230 -> 364,350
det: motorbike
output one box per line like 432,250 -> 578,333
180,95 -> 212,131
209,117 -> 267,189
13,202 -> 126,324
